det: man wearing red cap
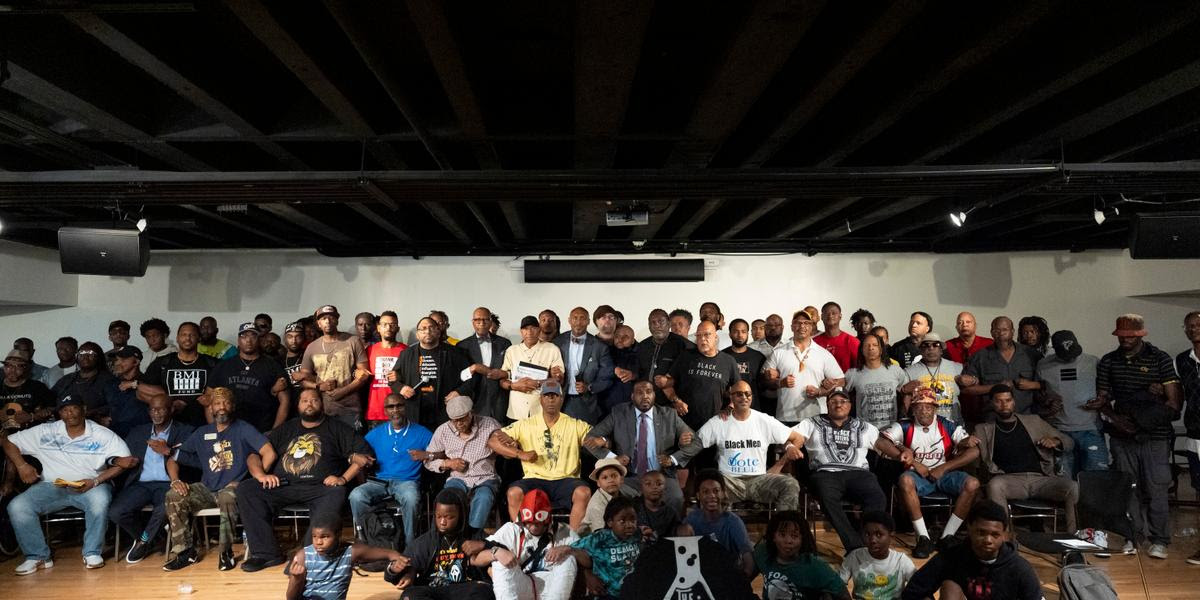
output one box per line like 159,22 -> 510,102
1088,313 -> 1181,559
477,489 -> 577,600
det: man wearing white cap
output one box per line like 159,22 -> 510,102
298,304 -> 369,430
412,395 -> 501,530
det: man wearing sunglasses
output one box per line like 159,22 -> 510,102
349,392 -> 432,549
51,341 -> 116,422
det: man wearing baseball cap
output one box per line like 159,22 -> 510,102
3,393 -> 133,573
412,395 -> 501,531
204,323 -> 289,432
499,315 -> 565,420
297,304 -> 370,430
1037,330 -> 1106,478
102,345 -> 150,438
1088,313 -> 1181,559
1,348 -> 55,430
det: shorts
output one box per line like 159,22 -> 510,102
510,478 -> 588,509
901,469 -> 970,498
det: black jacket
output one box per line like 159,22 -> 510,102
1178,350 -> 1200,439
385,489 -> 488,587
457,334 -> 512,421
390,343 -> 472,429
902,541 -> 1042,600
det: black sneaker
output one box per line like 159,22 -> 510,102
125,539 -> 152,564
163,547 -> 198,571
217,549 -> 235,571
913,535 -> 935,559
936,536 -> 961,553
240,555 -> 285,573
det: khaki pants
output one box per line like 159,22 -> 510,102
723,473 -> 801,511
165,482 -> 239,557
984,473 -> 1077,532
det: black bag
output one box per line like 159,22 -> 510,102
356,506 -> 402,572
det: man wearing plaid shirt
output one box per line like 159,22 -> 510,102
411,396 -> 501,530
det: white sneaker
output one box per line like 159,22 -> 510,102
83,554 -> 105,569
1121,541 -> 1138,555
1147,544 -> 1168,560
15,558 -> 53,575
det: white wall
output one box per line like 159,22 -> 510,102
2,247 -> 1198,363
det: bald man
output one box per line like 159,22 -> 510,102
945,311 -> 994,364
457,307 -> 512,420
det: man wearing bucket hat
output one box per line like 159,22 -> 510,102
1088,313 -> 1181,559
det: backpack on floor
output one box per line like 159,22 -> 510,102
1057,562 -> 1117,600
356,506 -> 402,572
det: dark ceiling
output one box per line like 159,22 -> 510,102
1,0 -> 1200,255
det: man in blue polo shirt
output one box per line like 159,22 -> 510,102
349,392 -> 433,547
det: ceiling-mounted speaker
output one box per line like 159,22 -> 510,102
58,227 -> 150,276
524,259 -> 704,283
1128,212 -> 1200,259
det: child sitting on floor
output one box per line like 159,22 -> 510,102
752,510 -> 848,600
475,489 -> 578,600
636,470 -> 685,541
383,487 -> 490,600
570,496 -> 644,599
838,511 -> 915,600
285,515 -> 407,600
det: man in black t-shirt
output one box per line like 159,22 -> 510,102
236,388 -> 371,572
281,321 -> 306,414
722,319 -> 766,411
206,323 -> 290,432
51,341 -> 115,420
637,308 -> 691,407
1,349 -> 55,430
663,322 -> 742,432
139,321 -> 217,427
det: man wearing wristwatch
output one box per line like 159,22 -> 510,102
3,394 -> 132,574
348,392 -> 432,549
412,396 -> 500,531
102,345 -> 150,438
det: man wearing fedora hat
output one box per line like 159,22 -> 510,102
1088,313 -> 1181,559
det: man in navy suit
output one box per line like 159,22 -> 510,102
457,307 -> 512,421
554,306 -> 615,425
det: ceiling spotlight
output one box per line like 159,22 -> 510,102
136,218 -> 147,232
949,211 -> 967,227
1092,209 -> 1105,225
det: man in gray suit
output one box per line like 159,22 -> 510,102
458,307 -> 512,421
583,380 -> 699,511
554,306 -> 615,425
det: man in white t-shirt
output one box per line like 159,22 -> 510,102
763,309 -> 845,423
3,394 -> 133,573
785,390 -> 889,552
878,387 -> 981,558
695,380 -> 804,510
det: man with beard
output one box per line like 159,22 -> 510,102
890,312 -> 933,369
698,302 -> 730,349
0,349 -> 55,430
109,395 -> 195,564
849,309 -> 875,343
500,316 -> 565,420
593,304 -> 620,346
238,388 -> 371,572
253,313 -> 273,335
602,324 -> 640,411
391,317 -> 473,430
139,322 -> 218,428
102,346 -> 150,437
662,321 -> 741,433
457,307 -> 511,421
258,332 -> 283,363
205,323 -> 290,432
963,317 -> 1041,420
12,338 -> 50,385
354,312 -> 378,347
52,341 -> 116,421
43,336 -> 79,388
636,309 -> 690,407
415,396 -> 502,531
282,321 -> 307,412
298,305 -> 370,429
763,310 -> 845,424
4,394 -> 132,573
163,387 -> 273,571
554,306 -> 614,424
722,318 -> 766,410
365,310 -> 407,424
197,316 -> 236,360
901,333 -> 976,425
538,309 -> 561,343
1177,312 -> 1200,565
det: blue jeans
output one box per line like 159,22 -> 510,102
1060,429 -> 1108,478
349,479 -> 420,546
7,480 -> 112,560
444,478 -> 498,530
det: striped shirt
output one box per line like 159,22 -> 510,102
303,543 -> 353,600
425,415 -> 500,487
1098,341 -> 1179,439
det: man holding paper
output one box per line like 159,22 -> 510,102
500,315 -> 565,420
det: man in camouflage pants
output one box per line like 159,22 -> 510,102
161,388 -> 276,571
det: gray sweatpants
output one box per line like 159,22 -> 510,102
1110,437 -> 1171,546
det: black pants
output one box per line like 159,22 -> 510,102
108,481 -> 170,541
811,469 -> 887,551
401,582 -> 494,600
236,479 -> 347,561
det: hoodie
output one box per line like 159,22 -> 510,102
384,488 -> 488,587
901,541 -> 1043,600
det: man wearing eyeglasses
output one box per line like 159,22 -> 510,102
51,341 -> 116,421
349,392 -> 432,549
391,317 -> 472,431
763,310 -> 845,425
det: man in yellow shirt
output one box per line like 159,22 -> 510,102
489,380 -> 592,533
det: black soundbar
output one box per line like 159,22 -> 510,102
1129,212 -> 1200,259
524,259 -> 705,282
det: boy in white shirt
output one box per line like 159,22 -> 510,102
477,489 -> 576,600
839,511 -> 916,600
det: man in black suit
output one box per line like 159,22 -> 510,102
390,317 -> 473,430
554,306 -> 615,425
457,307 -> 511,421
583,380 -> 699,512
108,395 -> 195,563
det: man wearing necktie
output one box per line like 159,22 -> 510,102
457,307 -> 512,421
554,307 -> 615,425
583,380 -> 699,513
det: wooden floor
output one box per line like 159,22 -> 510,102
2,496 -> 1198,599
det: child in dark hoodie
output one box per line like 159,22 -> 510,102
384,487 -> 491,600
901,501 -> 1044,600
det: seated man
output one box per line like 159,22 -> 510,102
413,396 -> 501,531
785,389 -> 890,553
962,384 -> 1078,533
349,392 -> 432,548
108,395 -> 195,564
3,394 -> 132,573
162,387 -> 274,571
878,387 -> 980,558
489,380 -> 592,534
694,380 -> 804,510
902,501 -> 1043,600
237,388 -> 370,572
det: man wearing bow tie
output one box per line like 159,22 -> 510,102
458,307 -> 512,421
554,307 -> 614,426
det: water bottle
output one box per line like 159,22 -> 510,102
177,582 -> 194,594
1178,527 -> 1197,538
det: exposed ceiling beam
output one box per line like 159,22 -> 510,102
0,129 -> 83,167
258,203 -> 355,244
358,179 -> 398,210
816,196 -> 937,239
499,201 -> 526,241
932,195 -> 1086,243
1096,112 -> 1200,163
882,174 -> 1060,238
628,200 -> 678,242
464,201 -> 501,247
572,203 -> 608,243
2,62 -> 212,170
666,0 -> 824,168
742,0 -> 926,167
2,219 -> 196,230
672,199 -> 724,239
63,11 -> 307,170
771,197 -> 860,239
422,203 -> 472,244
179,204 -> 292,246
574,0 -> 654,169
914,4 -> 1200,164
0,108 -> 125,167
816,1 -> 1052,167
347,202 -> 413,243
717,197 -> 788,240
222,0 -> 404,169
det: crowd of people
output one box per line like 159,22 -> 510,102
0,300 -> 1197,599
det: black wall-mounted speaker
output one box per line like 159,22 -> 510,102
1128,212 -> 1200,259
524,259 -> 705,282
58,227 -> 150,276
